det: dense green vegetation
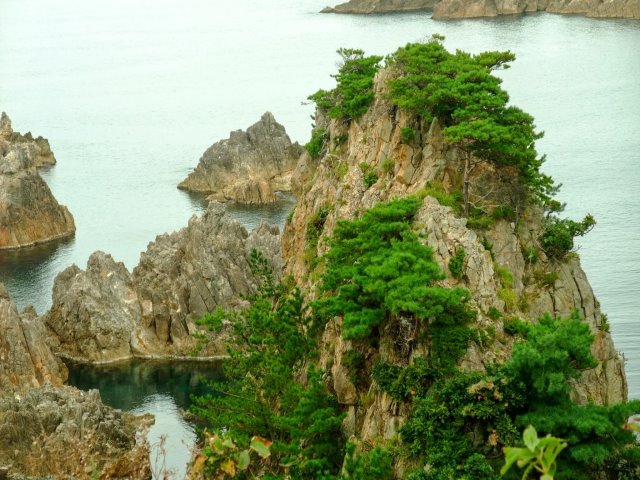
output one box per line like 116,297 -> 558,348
191,38 -> 639,478
308,48 -> 382,121
314,196 -> 474,341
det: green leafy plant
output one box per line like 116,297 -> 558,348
359,162 -> 378,189
400,126 -> 416,144
501,425 -> 567,480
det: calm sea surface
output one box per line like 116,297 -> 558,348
1,0 -> 640,476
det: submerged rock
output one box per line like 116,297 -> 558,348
0,113 -> 75,250
45,202 -> 283,363
178,112 -> 304,204
321,0 -> 437,13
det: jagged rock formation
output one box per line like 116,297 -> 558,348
432,0 -> 640,19
0,112 -> 56,167
0,284 -> 67,388
45,202 -> 282,363
282,68 -> 627,444
0,113 -> 75,250
0,285 -> 151,479
178,112 -> 304,204
321,0 -> 437,13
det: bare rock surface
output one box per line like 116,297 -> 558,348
44,202 -> 283,363
0,385 -> 151,480
178,112 -> 304,204
0,286 -> 150,480
0,113 -> 75,250
0,284 -> 67,388
321,0 -> 437,13
432,0 -> 640,19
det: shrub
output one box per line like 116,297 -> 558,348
400,126 -> 416,144
359,162 -> 378,189
315,196 -> 474,341
448,248 -> 465,279
305,127 -> 328,160
308,48 -> 382,121
540,214 -> 596,260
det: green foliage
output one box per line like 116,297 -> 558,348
449,248 -> 466,279
308,48 -> 382,120
191,432 -> 272,479
402,311 -> 640,479
305,205 -> 331,267
373,358 -> 434,401
501,425 -> 567,480
343,349 -> 367,388
400,126 -> 416,144
522,246 -> 539,265
488,306 -> 502,321
499,288 -> 518,312
387,35 -> 556,207
315,196 -> 474,341
381,156 -> 395,175
495,264 -> 514,289
540,214 -> 596,260
503,317 -> 530,337
342,442 -> 394,480
416,181 -> 463,213
192,252 -> 345,478
359,162 -> 378,189
306,127 -> 328,160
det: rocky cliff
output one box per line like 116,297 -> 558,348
0,285 -> 151,479
320,0 -> 640,18
0,113 -> 75,250
178,112 -> 304,204
45,202 -> 282,363
430,0 -> 640,19
282,68 -> 627,445
321,0 -> 437,13
1,112 -> 56,167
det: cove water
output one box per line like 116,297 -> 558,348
1,0 -> 640,477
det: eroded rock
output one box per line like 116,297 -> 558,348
0,113 -> 75,250
178,112 -> 304,204
45,202 -> 283,363
321,0 -> 436,13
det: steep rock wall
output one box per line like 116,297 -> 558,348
0,113 -> 75,250
282,69 -> 627,445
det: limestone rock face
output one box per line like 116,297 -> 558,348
283,67 -> 627,445
321,0 -> 437,13
0,385 -> 151,479
178,112 -> 304,204
0,114 -> 75,250
0,284 -> 67,388
45,202 -> 283,363
432,0 -> 640,19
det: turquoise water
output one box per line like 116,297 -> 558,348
1,1 -> 640,476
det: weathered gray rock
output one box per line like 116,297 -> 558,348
178,112 -> 304,204
0,385 -> 151,480
0,284 -> 67,388
322,0 -> 436,13
45,202 -> 283,363
432,0 -> 640,19
0,112 -> 56,168
0,114 -> 75,250
45,252 -> 140,364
